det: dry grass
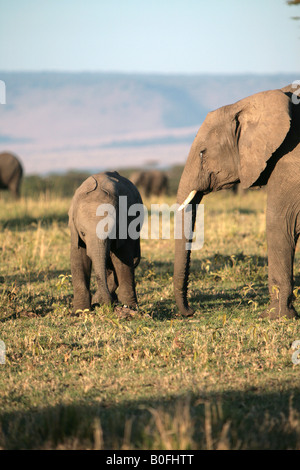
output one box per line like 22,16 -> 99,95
1,189 -> 300,449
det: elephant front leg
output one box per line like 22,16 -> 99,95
70,245 -> 92,312
262,211 -> 298,319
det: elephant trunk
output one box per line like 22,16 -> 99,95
88,238 -> 112,306
174,176 -> 203,316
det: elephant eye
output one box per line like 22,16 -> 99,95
199,149 -> 206,159
80,231 -> 85,237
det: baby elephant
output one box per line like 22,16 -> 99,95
68,171 -> 143,312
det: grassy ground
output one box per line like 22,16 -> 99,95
1,189 -> 300,450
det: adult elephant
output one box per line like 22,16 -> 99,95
0,152 -> 23,198
130,169 -> 169,197
174,84 -> 300,320
69,171 -> 143,312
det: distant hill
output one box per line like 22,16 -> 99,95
0,71 -> 297,175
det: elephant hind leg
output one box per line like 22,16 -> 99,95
8,181 -> 20,198
262,190 -> 299,319
110,248 -> 138,308
71,245 -> 92,313
107,265 -> 119,302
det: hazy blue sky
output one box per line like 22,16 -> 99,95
0,0 -> 299,74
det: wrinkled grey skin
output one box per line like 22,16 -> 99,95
130,169 -> 168,197
0,152 -> 23,198
69,171 -> 143,312
174,84 -> 300,320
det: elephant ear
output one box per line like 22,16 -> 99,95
68,176 -> 98,249
68,201 -> 85,249
78,175 -> 98,195
236,89 -> 292,188
71,176 -> 99,203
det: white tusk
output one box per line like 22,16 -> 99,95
178,190 -> 197,211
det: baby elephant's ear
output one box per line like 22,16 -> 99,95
73,176 -> 98,198
236,90 -> 292,188
68,201 -> 84,249
84,176 -> 98,194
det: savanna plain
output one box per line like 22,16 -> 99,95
1,185 -> 300,450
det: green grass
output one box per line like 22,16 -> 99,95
1,189 -> 300,449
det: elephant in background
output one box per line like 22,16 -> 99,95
174,84 -> 300,320
130,169 -> 169,197
0,152 -> 23,198
69,171 -> 143,313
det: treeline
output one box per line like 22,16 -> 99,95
21,166 -> 184,198
22,171 -> 92,198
